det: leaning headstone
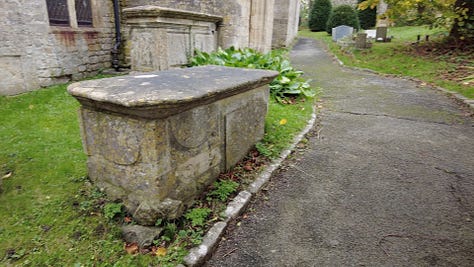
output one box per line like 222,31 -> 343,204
376,26 -> 388,42
332,25 -> 354,42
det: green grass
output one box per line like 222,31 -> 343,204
299,26 -> 474,99
257,98 -> 314,158
0,78 -> 314,265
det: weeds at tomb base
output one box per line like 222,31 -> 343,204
0,56 -> 314,265
299,26 -> 474,99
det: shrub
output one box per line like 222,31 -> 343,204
189,47 -> 315,103
326,5 -> 361,34
308,0 -> 332,32
357,0 -> 376,29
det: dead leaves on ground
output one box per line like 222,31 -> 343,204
124,243 -> 168,257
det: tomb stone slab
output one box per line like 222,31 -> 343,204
68,66 -> 278,225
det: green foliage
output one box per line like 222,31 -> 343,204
269,58 -> 315,103
103,203 -> 123,220
255,142 -> 273,158
161,223 -> 178,242
189,47 -> 315,103
184,208 -> 212,227
358,0 -> 474,42
326,5 -> 361,34
309,0 -> 332,32
257,98 -> 316,159
207,180 -> 239,201
357,0 -> 377,29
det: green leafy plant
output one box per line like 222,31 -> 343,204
327,5 -> 361,34
103,203 -> 123,220
184,208 -> 212,227
207,180 -> 239,201
269,60 -> 315,103
161,222 -> 178,242
255,142 -> 273,158
189,47 -> 315,103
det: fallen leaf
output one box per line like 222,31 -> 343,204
243,165 -> 253,171
28,105 -> 34,110
2,172 -> 12,179
156,246 -> 167,257
279,119 -> 287,125
124,216 -> 132,223
124,242 -> 139,255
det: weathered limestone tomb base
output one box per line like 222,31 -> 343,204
68,66 -> 278,225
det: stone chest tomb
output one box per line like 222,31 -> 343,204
124,6 -> 223,72
68,66 -> 278,225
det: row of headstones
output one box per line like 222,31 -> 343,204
332,25 -> 389,43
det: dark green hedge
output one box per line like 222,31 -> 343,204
326,5 -> 360,34
308,0 -> 332,32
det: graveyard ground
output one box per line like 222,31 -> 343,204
299,25 -> 474,99
0,80 -> 313,265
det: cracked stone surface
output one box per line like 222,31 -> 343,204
205,38 -> 474,266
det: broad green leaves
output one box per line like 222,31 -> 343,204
189,47 -> 315,103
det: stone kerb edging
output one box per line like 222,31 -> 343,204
326,43 -> 474,111
182,110 -> 318,267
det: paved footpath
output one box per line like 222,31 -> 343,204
205,38 -> 474,266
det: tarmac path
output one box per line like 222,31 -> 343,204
205,38 -> 474,267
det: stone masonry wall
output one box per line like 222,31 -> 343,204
123,0 -> 252,50
272,0 -> 300,48
0,0 -> 115,95
122,0 -> 282,58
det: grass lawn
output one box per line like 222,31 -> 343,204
299,26 -> 474,99
0,79 -> 313,265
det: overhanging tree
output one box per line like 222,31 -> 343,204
358,0 -> 474,42
357,0 -> 377,29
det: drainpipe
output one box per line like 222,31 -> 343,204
112,0 -> 121,71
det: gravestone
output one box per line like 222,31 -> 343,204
365,29 -> 376,39
376,26 -> 388,42
332,25 -> 354,42
355,33 -> 368,49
